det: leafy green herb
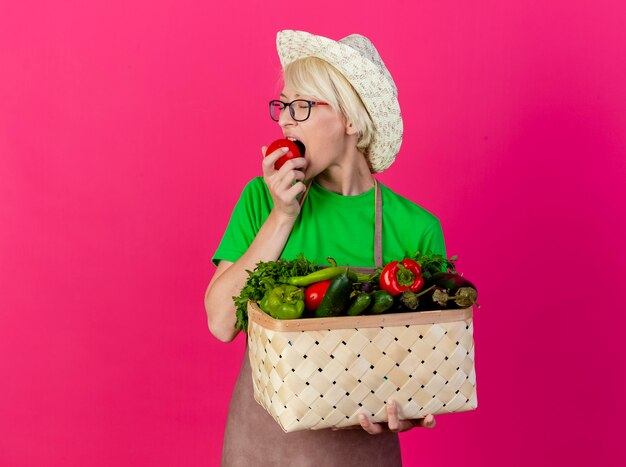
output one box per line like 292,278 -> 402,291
232,254 -> 318,332
410,251 -> 457,280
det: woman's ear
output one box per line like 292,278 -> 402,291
345,119 -> 359,136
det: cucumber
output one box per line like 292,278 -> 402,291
315,270 -> 353,317
346,293 -> 372,316
368,290 -> 394,314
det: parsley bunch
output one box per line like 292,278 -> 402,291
232,254 -> 318,332
410,251 -> 457,280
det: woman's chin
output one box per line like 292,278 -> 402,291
303,167 -> 317,182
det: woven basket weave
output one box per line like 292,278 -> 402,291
247,302 -> 477,432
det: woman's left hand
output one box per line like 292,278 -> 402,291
332,400 -> 436,434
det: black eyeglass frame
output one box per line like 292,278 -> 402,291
269,99 -> 330,122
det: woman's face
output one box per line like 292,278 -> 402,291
278,85 -> 354,180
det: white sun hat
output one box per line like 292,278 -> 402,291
276,30 -> 403,173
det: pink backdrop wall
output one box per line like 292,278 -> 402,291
2,1 -> 625,466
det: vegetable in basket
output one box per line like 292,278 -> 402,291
315,269 -> 353,317
410,251 -> 457,279
432,287 -> 478,308
397,284 -> 438,310
379,259 -> 424,296
367,289 -> 394,314
303,280 -> 331,312
259,285 -> 306,320
288,266 -> 369,286
430,272 -> 476,293
232,252 -> 473,330
232,255 -> 318,331
418,272 -> 479,310
345,292 -> 372,316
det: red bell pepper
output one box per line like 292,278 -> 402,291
379,259 -> 424,296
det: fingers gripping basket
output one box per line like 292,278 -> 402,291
247,302 -> 477,433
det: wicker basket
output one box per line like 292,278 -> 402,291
247,301 -> 477,432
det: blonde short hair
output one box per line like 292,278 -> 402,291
282,57 -> 375,155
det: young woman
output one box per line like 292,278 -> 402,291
205,30 -> 445,466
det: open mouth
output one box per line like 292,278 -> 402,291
286,137 -> 306,156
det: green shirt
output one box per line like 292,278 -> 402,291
212,177 -> 446,267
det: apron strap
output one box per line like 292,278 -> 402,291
298,180 -> 312,208
374,179 -> 383,269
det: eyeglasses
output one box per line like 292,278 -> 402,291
269,99 -> 330,122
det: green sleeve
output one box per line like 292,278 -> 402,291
211,178 -> 272,266
418,220 -> 448,272
420,220 -> 447,258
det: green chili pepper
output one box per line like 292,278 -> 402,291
288,267 -> 370,287
259,285 -> 305,320
287,267 -> 350,287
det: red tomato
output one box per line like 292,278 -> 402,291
266,138 -> 303,170
304,280 -> 331,311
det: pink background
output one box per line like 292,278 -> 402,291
2,1 -> 625,466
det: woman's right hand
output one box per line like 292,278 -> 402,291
262,145 -> 308,219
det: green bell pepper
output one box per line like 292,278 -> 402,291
259,285 -> 305,320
